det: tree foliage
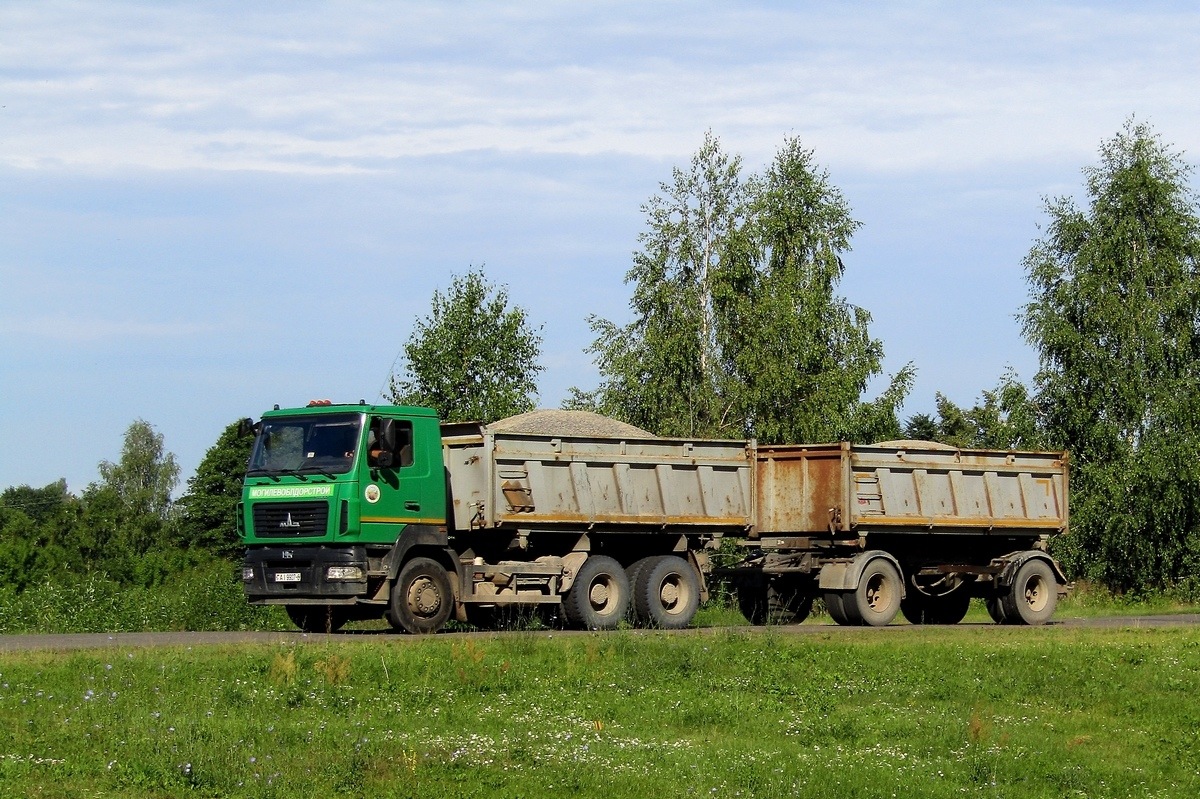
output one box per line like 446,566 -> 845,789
389,268 -> 544,423
98,419 -> 179,523
92,420 -> 183,581
903,371 -> 1044,450
574,132 -> 910,442
1022,119 -> 1200,593
176,420 -> 254,556
0,419 -> 196,590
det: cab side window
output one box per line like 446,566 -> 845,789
396,422 -> 414,467
367,418 -> 415,468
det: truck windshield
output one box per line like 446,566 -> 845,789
247,414 -> 363,476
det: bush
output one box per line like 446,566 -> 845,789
0,557 -> 287,634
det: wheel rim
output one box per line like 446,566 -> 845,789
1022,573 -> 1049,613
658,576 -> 682,613
863,572 -> 893,612
588,576 -> 615,613
408,577 -> 443,617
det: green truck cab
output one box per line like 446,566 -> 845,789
240,401 -> 454,633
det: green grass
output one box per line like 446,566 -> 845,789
1,625 -> 1198,797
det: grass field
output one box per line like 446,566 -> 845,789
1,624 -> 1198,798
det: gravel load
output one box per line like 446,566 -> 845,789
489,409 -> 655,438
873,439 -> 959,450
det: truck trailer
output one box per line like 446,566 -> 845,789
239,402 -> 1068,633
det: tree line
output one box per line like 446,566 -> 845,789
4,118 -> 1199,599
0,420 -> 251,593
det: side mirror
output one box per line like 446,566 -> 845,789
375,451 -> 395,468
237,418 -> 259,438
377,418 -> 397,452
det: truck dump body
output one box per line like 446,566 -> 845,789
441,423 -> 754,535
755,441 -> 1068,537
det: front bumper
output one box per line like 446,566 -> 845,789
243,545 -> 369,602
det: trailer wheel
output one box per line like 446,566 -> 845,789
900,588 -> 970,625
1000,558 -> 1057,625
285,605 -> 349,633
633,555 -> 701,629
739,581 -> 813,625
847,558 -> 902,626
985,596 -> 1008,624
563,555 -> 630,630
823,592 -> 854,626
387,557 -> 453,634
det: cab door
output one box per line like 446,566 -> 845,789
358,417 -> 431,543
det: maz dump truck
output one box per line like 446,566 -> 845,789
239,401 -> 1069,634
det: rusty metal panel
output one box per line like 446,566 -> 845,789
752,441 -> 1068,537
443,426 -> 755,533
755,443 -> 847,536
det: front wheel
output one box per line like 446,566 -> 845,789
563,555 -> 630,630
633,555 -> 701,629
1000,558 -> 1058,625
387,557 -> 454,634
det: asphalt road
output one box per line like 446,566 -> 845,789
2,614 -> 1198,652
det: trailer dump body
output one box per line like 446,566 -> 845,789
736,441 -> 1070,628
441,422 -> 754,535
755,441 -> 1068,537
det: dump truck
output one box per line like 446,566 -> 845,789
239,402 -> 1068,633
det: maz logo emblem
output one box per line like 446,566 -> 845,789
279,513 -> 301,529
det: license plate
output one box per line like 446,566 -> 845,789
274,572 -> 302,583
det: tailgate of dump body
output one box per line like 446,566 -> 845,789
440,422 -> 755,533
755,442 -> 1068,537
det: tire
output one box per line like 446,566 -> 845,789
285,605 -> 349,633
633,555 -> 702,629
739,580 -> 813,625
848,558 -> 902,627
563,555 -> 630,630
999,558 -> 1058,625
900,588 -> 970,625
625,556 -> 655,621
823,591 -> 855,626
387,557 -> 454,634
985,596 -> 1008,624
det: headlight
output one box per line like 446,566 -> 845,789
326,566 -> 365,581
242,567 -> 255,582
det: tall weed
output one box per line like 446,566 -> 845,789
0,558 -> 286,633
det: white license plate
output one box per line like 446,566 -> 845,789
274,572 -> 302,583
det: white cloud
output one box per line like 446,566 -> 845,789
3,3 -> 1198,176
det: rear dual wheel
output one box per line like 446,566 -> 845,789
900,586 -> 971,625
825,558 -> 903,627
738,580 -> 813,625
997,558 -> 1058,626
632,555 -> 701,629
563,555 -> 630,630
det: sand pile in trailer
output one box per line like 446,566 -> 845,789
489,409 -> 655,438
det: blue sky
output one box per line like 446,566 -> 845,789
3,1 -> 1199,494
